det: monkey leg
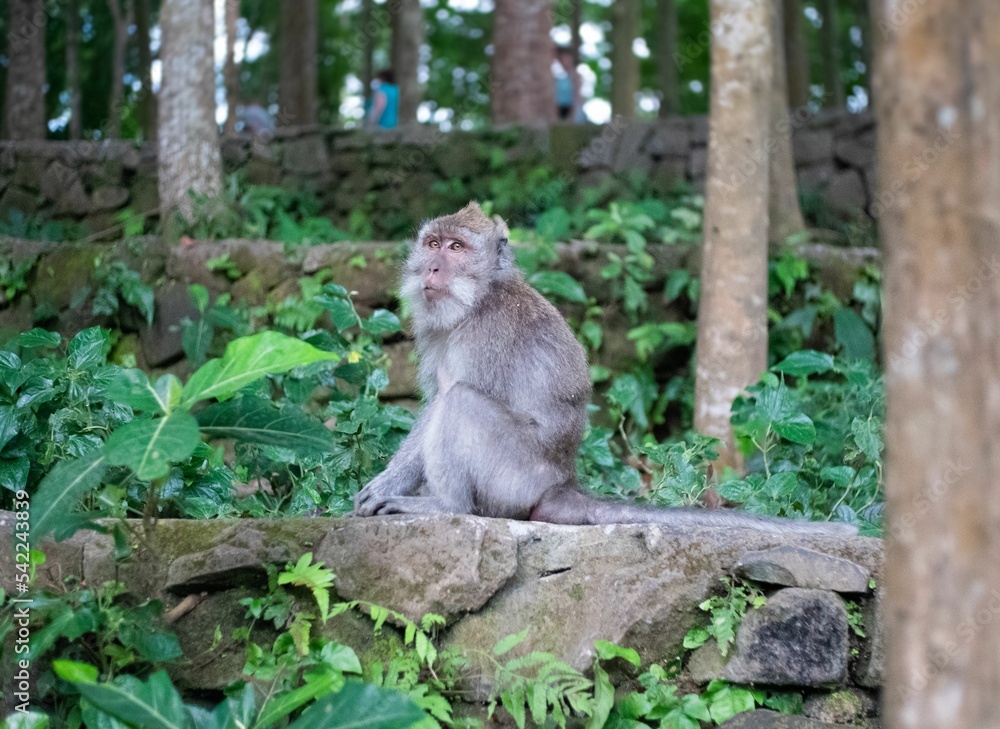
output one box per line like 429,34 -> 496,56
422,383 -> 566,519
368,495 -> 450,515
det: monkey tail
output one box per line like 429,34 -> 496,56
530,487 -> 858,537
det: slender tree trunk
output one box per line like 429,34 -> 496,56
818,0 -> 843,107
157,0 -> 222,221
783,0 -> 809,108
491,0 -> 555,126
3,0 -> 47,140
875,2 -> 1000,728
106,0 -> 131,138
570,0 -> 583,64
694,0 -> 773,472
768,0 -> 806,245
359,0 -> 375,110
278,0 -> 319,126
135,0 -> 156,141
655,0 -> 680,117
66,0 -> 82,140
611,0 -> 640,119
224,0 -> 239,136
391,0 -> 425,124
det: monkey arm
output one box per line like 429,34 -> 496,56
353,417 -> 429,516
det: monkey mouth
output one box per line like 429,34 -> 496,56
423,286 -> 448,302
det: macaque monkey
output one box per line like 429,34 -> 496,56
354,203 -> 855,536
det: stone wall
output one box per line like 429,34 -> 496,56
0,513 -> 885,725
0,111 -> 877,239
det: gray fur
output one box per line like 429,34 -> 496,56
353,203 -> 856,538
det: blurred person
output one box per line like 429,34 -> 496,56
366,70 -> 400,129
554,46 -> 583,123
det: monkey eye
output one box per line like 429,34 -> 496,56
449,241 -> 464,251
426,239 -> 440,249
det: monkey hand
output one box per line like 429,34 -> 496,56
354,470 -> 410,517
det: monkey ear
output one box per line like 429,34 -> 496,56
492,215 -> 510,247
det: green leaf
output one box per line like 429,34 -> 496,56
706,684 -> 755,724
492,628 -> 530,656
67,327 -> 110,370
52,660 -> 99,684
527,271 -> 588,304
180,332 -> 339,407
56,668 -> 187,729
851,416 -> 883,460
197,397 -> 333,455
256,671 -> 341,727
0,406 -> 18,453
585,663 -> 614,729
107,369 -> 167,414
772,350 -> 835,377
182,318 -> 214,367
11,328 -> 61,349
0,710 -> 50,728
593,640 -> 641,667
287,682 -> 427,729
104,413 -> 201,481
0,456 -> 30,491
765,472 -> 798,500
30,451 -> 107,543
773,413 -> 816,445
362,309 -> 402,336
834,308 -> 876,361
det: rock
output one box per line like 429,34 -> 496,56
689,115 -> 709,145
797,163 -> 834,191
12,155 -> 47,191
243,157 -> 283,186
793,130 -> 834,167
91,186 -> 130,212
139,281 -> 200,367
854,590 -> 885,687
735,546 -> 871,593
803,689 -> 878,724
688,146 -> 708,179
689,589 -> 849,686
647,119 -> 690,158
578,132 -> 618,170
281,134 -> 329,176
0,186 -> 38,218
834,131 -> 876,169
717,710 -> 841,728
314,516 -> 519,622
613,124 -> 653,173
825,169 -> 867,217
381,340 -> 419,399
40,160 -> 80,200
549,124 -> 601,173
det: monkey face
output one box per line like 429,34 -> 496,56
402,202 -> 513,331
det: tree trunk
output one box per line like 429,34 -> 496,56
359,0 -> 375,110
278,0 -> 319,126
818,0 -> 844,107
693,0 -> 773,473
3,0 -> 47,140
611,0 -> 640,119
391,0 -> 425,124
875,2 -> 1000,728
157,0 -> 222,221
66,0 -> 82,140
655,0 -> 680,117
768,0 -> 806,245
224,0 -> 239,136
783,0 -> 809,108
134,0 -> 156,141
491,0 -> 555,126
106,0 -> 131,138
570,0 -> 583,65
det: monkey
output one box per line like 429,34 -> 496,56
353,202 -> 856,537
